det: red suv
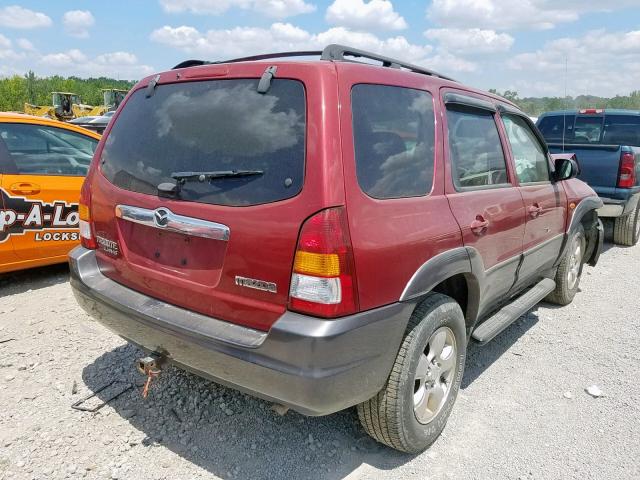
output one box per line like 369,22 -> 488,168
70,45 -> 603,453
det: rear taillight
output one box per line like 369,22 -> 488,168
618,151 -> 637,188
78,182 -> 96,249
289,207 -> 358,318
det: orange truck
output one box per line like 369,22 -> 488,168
0,113 -> 100,274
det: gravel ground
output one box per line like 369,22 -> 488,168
1,241 -> 639,480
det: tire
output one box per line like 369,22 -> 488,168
357,293 -> 466,453
546,225 -> 586,306
613,204 -> 640,246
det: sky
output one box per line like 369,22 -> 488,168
1,0 -> 640,97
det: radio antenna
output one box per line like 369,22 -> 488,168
562,56 -> 568,152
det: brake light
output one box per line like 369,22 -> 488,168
579,109 -> 604,114
78,182 -> 96,249
618,152 -> 637,188
289,207 -> 358,318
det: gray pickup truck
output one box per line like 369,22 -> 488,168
537,109 -> 640,245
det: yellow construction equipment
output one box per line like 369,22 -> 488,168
85,89 -> 129,116
24,92 -> 92,121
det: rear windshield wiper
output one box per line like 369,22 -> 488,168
171,170 -> 264,182
157,169 -> 264,198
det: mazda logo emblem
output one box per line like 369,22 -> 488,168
154,208 -> 169,227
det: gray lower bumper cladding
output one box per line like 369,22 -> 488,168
69,247 -> 412,415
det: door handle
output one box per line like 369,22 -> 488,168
9,182 -> 41,195
528,203 -> 543,218
470,215 -> 489,235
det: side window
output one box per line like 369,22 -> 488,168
502,114 -> 550,184
0,123 -> 97,176
446,107 -> 509,189
351,84 -> 435,199
603,115 -> 640,146
49,129 -> 97,156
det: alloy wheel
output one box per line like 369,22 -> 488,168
567,235 -> 583,290
413,326 -> 457,424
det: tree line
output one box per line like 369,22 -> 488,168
0,72 -> 135,112
1,73 -> 639,117
489,89 -> 640,117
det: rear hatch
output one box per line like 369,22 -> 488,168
89,65 -> 336,331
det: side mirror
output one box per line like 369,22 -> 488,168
552,155 -> 580,181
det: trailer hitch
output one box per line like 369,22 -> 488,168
136,355 -> 163,399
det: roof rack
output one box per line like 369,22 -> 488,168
321,44 -> 455,81
172,44 -> 456,82
173,51 -> 322,70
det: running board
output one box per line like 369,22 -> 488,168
472,278 -> 556,345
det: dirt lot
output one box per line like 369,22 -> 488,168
1,241 -> 639,480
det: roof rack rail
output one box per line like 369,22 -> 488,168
173,51 -> 322,70
173,59 -> 210,69
320,44 -> 455,81
172,44 -> 456,82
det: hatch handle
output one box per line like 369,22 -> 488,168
115,204 -> 230,241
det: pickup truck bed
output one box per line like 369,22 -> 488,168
545,142 -> 640,217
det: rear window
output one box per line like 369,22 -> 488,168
537,115 -> 575,143
351,84 -> 435,199
603,115 -> 640,146
573,116 -> 604,144
101,79 -> 306,206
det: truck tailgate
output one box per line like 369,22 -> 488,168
548,143 -> 621,191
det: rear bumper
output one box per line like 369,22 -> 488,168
69,247 -> 412,416
597,192 -> 640,218
598,201 -> 625,217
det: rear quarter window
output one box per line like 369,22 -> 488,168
100,78 -> 306,207
351,84 -> 435,199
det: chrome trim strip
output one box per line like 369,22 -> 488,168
115,205 -> 230,241
484,253 -> 521,277
522,233 -> 564,257
478,233 -> 564,277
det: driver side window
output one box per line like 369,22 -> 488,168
502,114 -> 550,184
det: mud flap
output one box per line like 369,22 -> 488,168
587,219 -> 604,267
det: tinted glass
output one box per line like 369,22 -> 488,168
573,116 -> 603,144
351,84 -> 435,199
603,115 -> 640,146
503,114 -> 549,183
537,114 -> 575,143
0,123 -> 97,176
101,79 -> 306,207
446,107 -> 509,189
